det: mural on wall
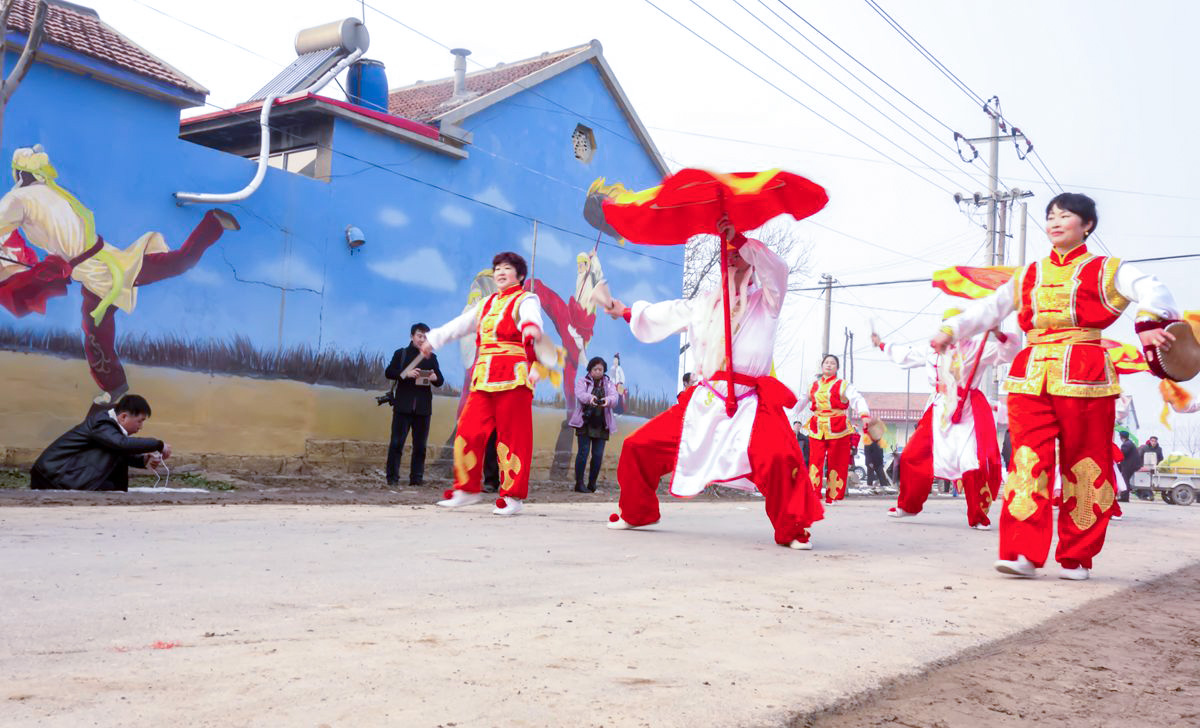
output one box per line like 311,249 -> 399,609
0,144 -> 239,404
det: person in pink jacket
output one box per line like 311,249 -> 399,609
567,356 -> 618,492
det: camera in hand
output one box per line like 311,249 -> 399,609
375,391 -> 395,406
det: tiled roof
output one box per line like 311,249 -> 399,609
5,0 -> 207,95
860,391 -> 930,418
388,43 -> 590,122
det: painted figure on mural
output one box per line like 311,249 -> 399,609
0,145 -> 239,404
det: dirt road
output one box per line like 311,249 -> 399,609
2,497 -> 1198,727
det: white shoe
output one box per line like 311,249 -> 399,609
606,515 -> 658,530
1059,565 -> 1090,581
888,508 -> 917,519
436,490 -> 483,508
492,496 -> 523,516
788,539 -> 813,550
994,555 -> 1038,578
971,523 -> 992,531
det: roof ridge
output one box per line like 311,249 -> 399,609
388,42 -> 592,93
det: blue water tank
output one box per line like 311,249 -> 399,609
347,59 -> 388,113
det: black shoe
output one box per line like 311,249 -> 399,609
574,485 -> 588,493
483,485 -> 499,493
386,479 -> 399,487
409,480 -> 424,487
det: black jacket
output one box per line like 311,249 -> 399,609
1119,439 -> 1140,481
31,410 -> 164,491
384,344 -> 444,415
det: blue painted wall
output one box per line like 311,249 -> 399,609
0,51 -> 680,423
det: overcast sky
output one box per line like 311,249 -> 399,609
87,0 -> 1200,447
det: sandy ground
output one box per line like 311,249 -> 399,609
794,560 -> 1200,728
2,496 -> 1198,727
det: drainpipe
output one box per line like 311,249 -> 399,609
451,48 -> 470,97
174,41 -> 366,205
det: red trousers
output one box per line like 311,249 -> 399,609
896,406 -> 999,527
809,435 -> 851,503
614,389 -> 823,545
451,386 -> 533,499
81,209 -> 231,395
1002,392 -> 1119,569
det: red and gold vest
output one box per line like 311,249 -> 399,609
807,376 -> 853,439
471,285 -> 534,392
1006,244 -> 1127,397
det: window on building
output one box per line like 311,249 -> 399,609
572,124 -> 596,163
257,147 -> 320,178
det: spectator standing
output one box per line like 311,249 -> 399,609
31,394 -> 169,491
1118,431 -> 1139,503
568,356 -> 618,492
792,419 -> 810,463
863,434 -> 889,488
1139,436 -> 1164,467
384,323 -> 444,486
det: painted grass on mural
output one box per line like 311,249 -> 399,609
0,324 -> 672,418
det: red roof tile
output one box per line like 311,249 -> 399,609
5,0 -> 206,96
388,44 -> 590,122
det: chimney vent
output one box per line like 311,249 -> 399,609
450,48 -> 471,97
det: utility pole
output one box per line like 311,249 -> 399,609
1017,200 -> 1029,267
0,0 -> 49,152
820,273 -> 833,356
842,327 -> 855,383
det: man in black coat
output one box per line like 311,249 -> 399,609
31,394 -> 168,491
1118,431 -> 1139,503
384,323 -> 444,486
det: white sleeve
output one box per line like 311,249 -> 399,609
945,280 -> 1016,341
628,298 -> 694,344
1115,262 -> 1180,321
844,382 -> 870,419
740,238 -> 788,317
516,293 -> 545,337
883,341 -> 928,370
426,303 -> 481,351
977,329 -> 1023,367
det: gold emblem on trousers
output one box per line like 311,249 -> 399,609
453,435 -> 478,486
827,470 -> 844,497
1004,446 -> 1049,521
496,441 -> 523,487
1064,456 -> 1114,530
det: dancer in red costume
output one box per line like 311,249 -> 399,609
933,193 -> 1181,580
422,252 -> 545,516
602,226 -> 822,548
875,310 -> 1019,528
797,354 -> 871,504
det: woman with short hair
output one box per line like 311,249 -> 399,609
568,356 -> 618,492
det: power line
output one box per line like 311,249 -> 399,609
725,0 -> 992,192
127,0 -> 289,68
862,0 -> 985,106
774,0 -> 958,136
678,0 -> 973,195
639,0 -> 958,197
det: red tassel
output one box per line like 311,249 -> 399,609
608,513 -> 620,522
496,498 -> 507,509
442,489 -> 454,500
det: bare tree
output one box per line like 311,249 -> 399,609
0,0 -> 49,150
1171,420 -> 1200,458
681,219 -> 813,300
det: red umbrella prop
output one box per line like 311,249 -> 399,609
595,168 -> 828,415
